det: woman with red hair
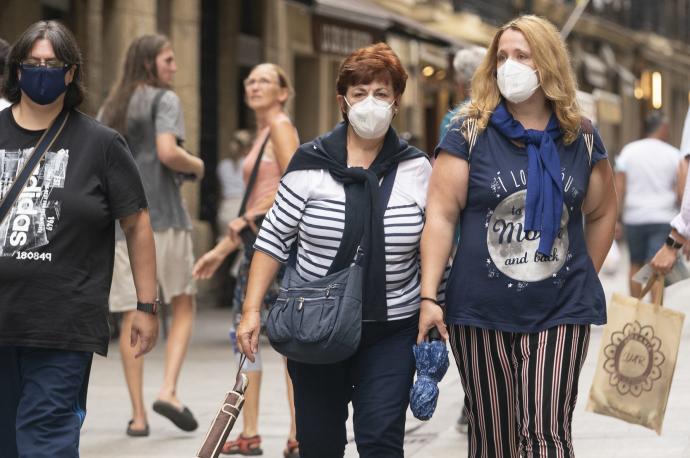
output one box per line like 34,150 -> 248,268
236,43 -> 437,457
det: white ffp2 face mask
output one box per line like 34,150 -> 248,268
497,58 -> 540,104
345,95 -> 394,139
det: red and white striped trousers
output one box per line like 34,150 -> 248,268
449,324 -> 590,458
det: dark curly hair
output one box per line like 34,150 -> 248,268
2,21 -> 85,109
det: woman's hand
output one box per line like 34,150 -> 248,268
237,310 -> 262,362
651,244 -> 679,275
192,236 -> 239,279
416,299 -> 448,344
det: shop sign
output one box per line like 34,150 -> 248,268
313,16 -> 384,56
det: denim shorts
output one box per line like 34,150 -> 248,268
625,223 -> 670,264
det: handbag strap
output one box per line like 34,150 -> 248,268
640,274 -> 665,306
238,132 -> 271,217
287,163 -> 399,268
0,109 -> 70,226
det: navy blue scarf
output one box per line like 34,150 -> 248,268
489,102 -> 563,256
286,122 -> 425,321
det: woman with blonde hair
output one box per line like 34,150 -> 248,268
419,15 -> 616,456
193,62 -> 300,457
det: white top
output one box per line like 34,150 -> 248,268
680,106 -> 690,158
671,162 -> 690,239
0,98 -> 11,112
217,158 -> 245,199
615,138 -> 681,225
254,156 -> 442,321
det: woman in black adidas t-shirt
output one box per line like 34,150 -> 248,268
0,21 -> 157,457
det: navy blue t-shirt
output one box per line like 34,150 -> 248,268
436,119 -> 608,333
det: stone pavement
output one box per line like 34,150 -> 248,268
80,248 -> 690,457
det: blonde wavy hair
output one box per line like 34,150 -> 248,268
458,15 -> 581,144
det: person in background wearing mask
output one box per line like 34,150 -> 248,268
439,46 -> 486,141
420,16 -> 616,456
0,38 -> 11,111
0,21 -> 158,457
99,34 -> 204,437
236,43 -> 440,458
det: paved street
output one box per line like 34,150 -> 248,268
80,248 -> 690,458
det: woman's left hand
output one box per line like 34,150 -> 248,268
417,299 -> 448,344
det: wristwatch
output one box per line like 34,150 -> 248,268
136,300 -> 160,315
665,236 -> 683,250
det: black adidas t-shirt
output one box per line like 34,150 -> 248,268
0,107 -> 147,356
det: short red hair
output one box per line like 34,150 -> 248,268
336,42 -> 407,97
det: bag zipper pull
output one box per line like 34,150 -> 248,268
297,297 -> 304,311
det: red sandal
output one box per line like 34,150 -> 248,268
221,434 -> 263,456
283,438 -> 300,458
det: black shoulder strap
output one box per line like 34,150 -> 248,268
378,163 -> 398,210
238,133 -> 271,217
0,109 -> 70,225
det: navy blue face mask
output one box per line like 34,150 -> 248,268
19,65 -> 70,105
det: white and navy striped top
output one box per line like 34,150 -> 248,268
254,156 -> 443,321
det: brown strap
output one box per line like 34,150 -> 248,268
639,274 -> 664,306
238,133 -> 271,217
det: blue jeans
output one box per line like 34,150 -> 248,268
0,346 -> 93,458
287,315 -> 417,458
625,223 -> 670,264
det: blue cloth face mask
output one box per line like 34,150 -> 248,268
19,65 -> 70,105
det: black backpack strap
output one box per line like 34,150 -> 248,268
0,109 -> 70,225
238,133 -> 271,217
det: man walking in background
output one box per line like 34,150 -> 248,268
616,111 -> 683,298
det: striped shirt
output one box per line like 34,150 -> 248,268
254,156 -> 442,321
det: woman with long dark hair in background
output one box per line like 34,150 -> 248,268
99,34 -> 204,437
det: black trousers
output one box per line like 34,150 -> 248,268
287,315 -> 417,458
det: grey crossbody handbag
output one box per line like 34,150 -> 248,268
266,165 -> 398,364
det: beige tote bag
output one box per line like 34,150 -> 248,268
586,276 -> 685,434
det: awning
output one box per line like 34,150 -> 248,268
307,0 -> 461,48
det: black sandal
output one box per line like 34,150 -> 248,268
126,420 -> 150,437
152,400 -> 198,432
